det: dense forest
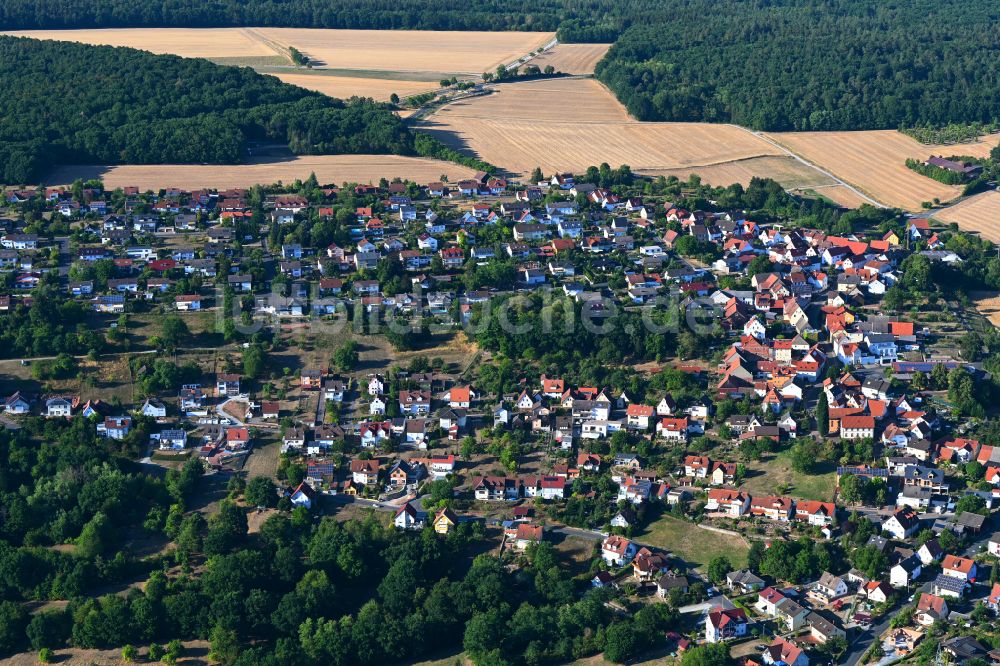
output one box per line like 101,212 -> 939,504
596,0 -> 1000,130
0,37 -> 412,183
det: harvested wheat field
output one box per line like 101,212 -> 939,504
418,78 -> 829,188
645,155 -> 837,190
271,72 -> 433,101
971,291 -> 1000,327
254,28 -> 553,75
2,27 -> 278,59
435,77 -> 632,123
46,156 -> 475,190
931,190 -> 1000,242
806,184 -> 877,209
766,130 -> 1000,211
527,43 -> 612,75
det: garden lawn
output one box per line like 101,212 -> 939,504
637,514 -> 748,571
742,451 -> 836,502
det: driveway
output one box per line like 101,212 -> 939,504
678,596 -> 736,615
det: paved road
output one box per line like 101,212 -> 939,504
0,344 -> 235,368
328,494 -> 424,512
313,391 -> 325,426
551,524 -> 608,542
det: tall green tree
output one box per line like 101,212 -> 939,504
816,391 -> 829,437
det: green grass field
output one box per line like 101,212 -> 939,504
741,450 -> 836,502
638,514 -> 749,571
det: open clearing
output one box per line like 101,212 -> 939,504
417,77 -> 831,189
931,190 -> 1000,242
270,71 -> 433,101
638,514 -> 749,571
647,155 -> 837,190
526,43 -> 612,74
742,452 -> 837,502
766,130 -> 1000,211
46,155 -> 475,189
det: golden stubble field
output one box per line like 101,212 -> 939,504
932,190 -> 1000,242
253,28 -> 553,75
46,155 -> 476,190
805,184 -> 877,209
766,130 -> 1000,211
416,77 -> 837,189
526,43 -> 611,74
271,72 -> 434,102
2,27 -> 274,58
970,290 -> 1000,327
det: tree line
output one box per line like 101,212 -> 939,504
0,37 -> 411,184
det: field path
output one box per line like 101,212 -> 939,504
752,131 -> 885,207
239,27 -> 293,61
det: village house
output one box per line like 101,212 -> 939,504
813,572 -> 848,601
601,535 -> 637,566
941,554 -> 977,582
932,573 -> 967,598
890,554 -> 923,588
399,389 -> 431,415
795,500 -> 837,526
807,612 -> 845,644
394,502 -> 426,530
916,593 -> 949,626
883,507 -> 921,539
750,496 -> 795,522
289,482 -> 316,509
350,459 -> 380,486
512,523 -> 544,551
705,608 -> 748,643
727,570 -> 765,593
98,416 -> 132,440
762,637 -> 808,666
863,581 -> 892,604
433,507 -> 459,534
706,488 -> 751,516
475,476 -> 520,501
44,396 -> 75,418
632,547 -> 670,580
